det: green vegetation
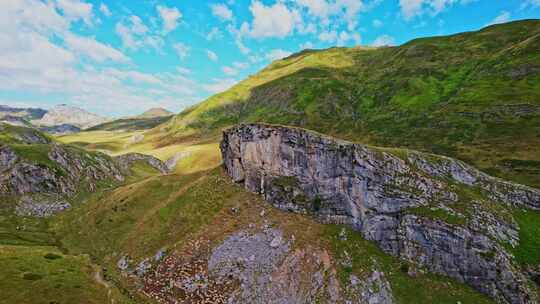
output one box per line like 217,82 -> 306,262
87,115 -> 172,132
0,245 -> 112,304
407,206 -> 466,226
512,209 -> 540,265
323,225 -> 494,304
160,20 -> 540,189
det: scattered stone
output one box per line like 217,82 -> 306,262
117,255 -> 130,271
15,196 -> 71,217
339,228 -> 348,241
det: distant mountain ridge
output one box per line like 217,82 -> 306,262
87,107 -> 174,132
137,107 -> 173,118
32,104 -> 109,129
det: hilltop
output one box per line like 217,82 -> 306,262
87,108 -> 174,132
158,19 -> 540,188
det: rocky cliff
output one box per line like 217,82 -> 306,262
221,124 -> 540,304
0,125 -> 167,218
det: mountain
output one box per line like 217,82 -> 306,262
32,104 -> 109,129
0,105 -> 47,127
222,123 -> 540,303
0,105 -> 47,121
87,108 -> 173,132
159,19 -> 540,189
138,107 -> 173,118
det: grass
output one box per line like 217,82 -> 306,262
512,209 -> 540,265
47,167 -> 496,303
322,225 -> 494,304
0,245 -> 114,304
157,19 -> 540,189
57,130 -> 222,174
407,206 -> 466,226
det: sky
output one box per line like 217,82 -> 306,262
1,0 -> 539,118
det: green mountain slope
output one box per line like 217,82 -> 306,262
161,19 -> 540,188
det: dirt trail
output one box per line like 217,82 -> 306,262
93,266 -> 115,304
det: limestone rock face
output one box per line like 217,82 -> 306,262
114,152 -> 169,174
221,123 -> 540,304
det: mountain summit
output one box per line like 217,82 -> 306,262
32,104 -> 109,129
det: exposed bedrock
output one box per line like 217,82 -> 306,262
220,123 -> 540,304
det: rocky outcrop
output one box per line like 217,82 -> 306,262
39,123 -> 81,135
114,153 -> 169,174
221,123 -> 540,304
15,195 -> 71,217
0,143 -> 124,198
141,228 -> 393,304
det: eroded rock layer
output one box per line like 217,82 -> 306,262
221,123 -> 540,304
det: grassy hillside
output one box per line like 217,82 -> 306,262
51,168 -> 494,304
161,19 -> 540,188
87,115 -> 173,132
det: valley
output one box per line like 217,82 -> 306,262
0,19 -> 539,304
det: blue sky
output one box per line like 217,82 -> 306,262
1,0 -> 539,117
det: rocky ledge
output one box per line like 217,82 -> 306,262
221,123 -> 540,304
114,152 -> 169,174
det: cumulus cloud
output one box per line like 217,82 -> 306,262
0,0 -> 202,116
521,0 -> 540,8
202,78 -> 238,93
486,11 -> 511,26
243,1 -> 301,38
211,3 -> 233,21
319,30 -> 360,46
99,3 -> 111,17
371,34 -> 395,47
64,33 -> 128,62
206,27 -> 223,40
265,49 -> 292,61
173,43 -> 190,60
399,0 -> 473,20
115,15 -> 163,51
157,5 -> 182,34
206,50 -> 219,61
55,0 -> 94,25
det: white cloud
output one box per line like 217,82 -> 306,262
177,67 -> 192,75
319,30 -> 360,45
0,0 -> 200,116
202,78 -> 237,93
211,3 -> 233,21
372,19 -> 382,28
244,1 -> 301,38
300,41 -> 314,49
521,0 -> 540,8
173,43 -> 190,60
206,27 -> 223,40
115,16 -> 163,51
206,50 -> 218,61
157,5 -> 182,34
55,0 -> 94,25
233,61 -> 248,69
266,49 -> 292,61
222,66 -> 239,76
371,34 -> 395,47
399,0 -> 472,20
99,3 -> 111,17
486,11 -> 511,26
64,33 -> 129,62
